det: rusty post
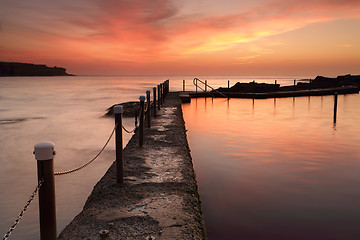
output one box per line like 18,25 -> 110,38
157,85 -> 161,110
114,105 -> 124,184
139,96 -> 145,147
160,83 -> 164,105
146,90 -> 151,128
153,87 -> 157,117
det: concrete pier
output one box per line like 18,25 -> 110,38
58,92 -> 206,239
180,85 -> 359,103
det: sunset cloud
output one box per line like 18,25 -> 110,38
0,0 -> 359,75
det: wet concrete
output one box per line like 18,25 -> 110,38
58,92 -> 206,240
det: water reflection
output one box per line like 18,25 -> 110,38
182,95 -> 360,240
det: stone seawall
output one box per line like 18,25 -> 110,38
58,92 -> 206,239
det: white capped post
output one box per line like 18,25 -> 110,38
34,141 -> 57,240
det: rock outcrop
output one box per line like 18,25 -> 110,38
216,74 -> 360,93
0,62 -> 73,76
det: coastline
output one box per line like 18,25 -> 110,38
58,92 -> 206,239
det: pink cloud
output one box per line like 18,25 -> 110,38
1,0 -> 360,74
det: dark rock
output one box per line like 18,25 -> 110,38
0,62 -> 73,76
105,101 -> 140,118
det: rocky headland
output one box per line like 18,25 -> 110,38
0,62 -> 73,76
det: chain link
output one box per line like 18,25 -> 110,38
3,178 -> 44,240
54,124 -> 116,176
122,124 -> 137,134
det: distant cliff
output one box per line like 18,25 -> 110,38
0,62 -> 73,76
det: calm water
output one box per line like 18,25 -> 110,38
182,95 -> 360,240
0,75 -> 310,239
0,75 -> 171,239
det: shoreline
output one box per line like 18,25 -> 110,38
58,92 -> 206,239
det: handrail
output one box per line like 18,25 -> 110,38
193,78 -> 229,99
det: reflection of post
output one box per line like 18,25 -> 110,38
227,98 -> 230,112
274,98 -> 276,115
334,92 -> 338,123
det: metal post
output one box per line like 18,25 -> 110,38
153,87 -> 157,117
205,80 -> 207,92
139,96 -> 145,147
334,92 -> 338,123
275,80 -> 277,85
183,80 -> 185,92
160,83 -> 163,105
114,105 -> 123,184
228,80 -> 230,89
166,80 -> 169,97
157,85 -> 161,110
195,78 -> 198,94
146,90 -> 151,128
135,110 -> 138,131
34,142 -> 57,240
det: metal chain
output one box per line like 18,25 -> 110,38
3,178 -> 44,240
122,124 -> 137,134
54,124 -> 117,176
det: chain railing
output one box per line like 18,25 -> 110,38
3,79 -> 170,240
54,124 -> 117,176
3,178 -> 44,240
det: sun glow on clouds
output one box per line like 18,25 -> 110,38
0,0 -> 360,75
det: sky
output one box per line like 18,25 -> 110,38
0,0 -> 359,76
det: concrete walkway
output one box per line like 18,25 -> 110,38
58,92 -> 206,240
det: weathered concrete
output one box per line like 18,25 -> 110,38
58,92 -> 206,240
182,85 -> 359,100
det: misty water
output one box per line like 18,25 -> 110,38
1,75 -> 352,239
182,95 -> 360,240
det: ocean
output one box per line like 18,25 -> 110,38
182,94 -> 360,239
1,75 -> 349,239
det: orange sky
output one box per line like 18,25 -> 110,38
0,0 -> 359,76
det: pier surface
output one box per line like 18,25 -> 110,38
58,92 -> 206,239
180,85 -> 359,101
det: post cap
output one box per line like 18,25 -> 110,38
146,90 -> 150,94
153,87 -> 156,90
139,96 -> 145,101
114,105 -> 123,114
34,141 -> 55,160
